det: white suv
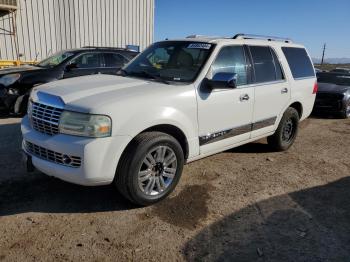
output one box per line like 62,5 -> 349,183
21,34 -> 317,205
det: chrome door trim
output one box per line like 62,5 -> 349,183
251,116 -> 277,131
199,116 -> 277,146
199,123 -> 252,146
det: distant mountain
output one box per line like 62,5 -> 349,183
312,58 -> 350,64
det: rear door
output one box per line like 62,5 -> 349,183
197,45 -> 254,154
63,52 -> 103,78
248,45 -> 291,138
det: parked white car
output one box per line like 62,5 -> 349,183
21,34 -> 317,205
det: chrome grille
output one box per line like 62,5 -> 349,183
30,102 -> 63,136
24,141 -> 81,168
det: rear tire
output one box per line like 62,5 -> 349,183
115,132 -> 184,206
267,107 -> 300,151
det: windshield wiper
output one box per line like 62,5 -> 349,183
125,70 -> 170,85
139,70 -> 170,85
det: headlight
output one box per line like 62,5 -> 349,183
59,111 -> 112,138
0,73 -> 21,86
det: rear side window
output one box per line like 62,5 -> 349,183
71,53 -> 102,68
249,46 -> 278,83
211,45 -> 248,86
103,53 -> 128,67
282,47 -> 315,79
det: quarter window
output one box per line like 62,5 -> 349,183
211,46 -> 248,86
282,47 -> 315,79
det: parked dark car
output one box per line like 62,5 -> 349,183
0,47 -> 138,115
330,68 -> 350,74
313,72 -> 350,118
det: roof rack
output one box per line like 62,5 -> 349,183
186,34 -> 225,39
233,34 -> 292,43
81,46 -> 136,51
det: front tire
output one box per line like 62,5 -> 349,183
13,94 -> 29,116
115,132 -> 184,206
267,107 -> 300,151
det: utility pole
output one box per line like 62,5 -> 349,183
321,43 -> 326,65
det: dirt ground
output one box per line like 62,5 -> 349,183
0,116 -> 349,261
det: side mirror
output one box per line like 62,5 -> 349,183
206,72 -> 238,89
65,63 -> 78,72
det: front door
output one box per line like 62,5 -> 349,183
197,45 -> 254,154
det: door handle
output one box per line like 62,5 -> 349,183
281,88 -> 288,94
240,94 -> 250,101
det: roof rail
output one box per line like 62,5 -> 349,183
186,34 -> 225,39
233,34 -> 292,43
81,46 -> 135,51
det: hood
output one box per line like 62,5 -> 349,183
317,82 -> 350,94
0,65 -> 43,76
31,74 -> 172,113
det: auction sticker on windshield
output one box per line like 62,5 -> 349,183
187,43 -> 212,49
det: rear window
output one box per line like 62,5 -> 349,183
249,46 -> 284,83
282,47 -> 315,79
249,46 -> 276,83
103,53 -> 128,67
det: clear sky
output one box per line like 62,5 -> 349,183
155,0 -> 350,59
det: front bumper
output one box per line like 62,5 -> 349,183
21,116 -> 132,186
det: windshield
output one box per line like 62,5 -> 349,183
37,51 -> 75,68
122,41 -> 215,83
317,73 -> 350,86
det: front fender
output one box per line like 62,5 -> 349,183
112,106 -> 199,158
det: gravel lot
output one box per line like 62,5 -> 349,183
0,116 -> 349,261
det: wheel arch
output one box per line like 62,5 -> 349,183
141,124 -> 189,160
289,101 -> 303,119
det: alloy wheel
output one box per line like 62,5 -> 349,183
138,145 -> 177,196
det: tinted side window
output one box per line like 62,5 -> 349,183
71,53 -> 101,68
104,53 -> 128,67
211,46 -> 248,86
282,47 -> 315,79
249,46 -> 276,83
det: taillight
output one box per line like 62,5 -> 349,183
312,82 -> 318,94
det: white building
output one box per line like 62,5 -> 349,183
0,0 -> 154,61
